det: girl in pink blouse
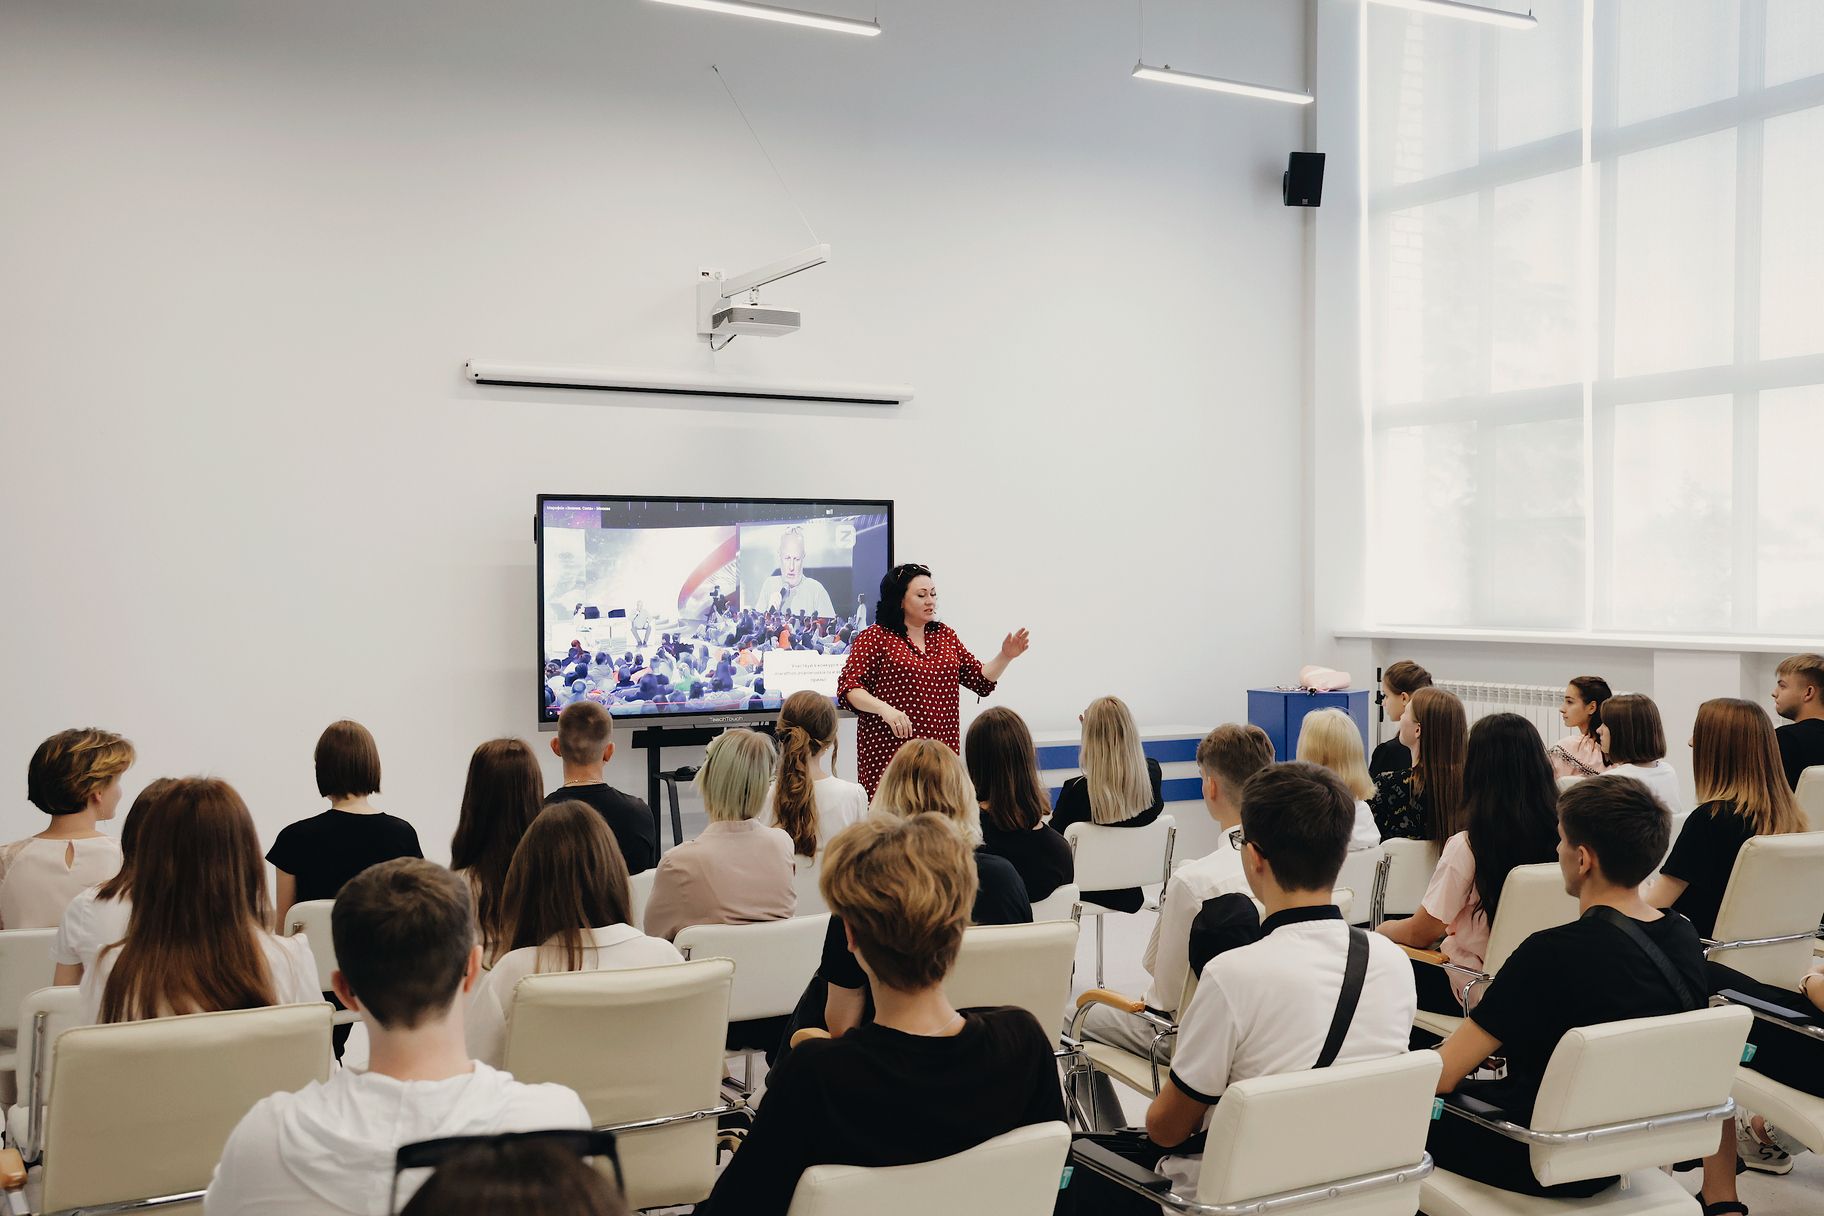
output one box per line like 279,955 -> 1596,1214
1549,676 -> 1612,779
836,564 -> 1030,797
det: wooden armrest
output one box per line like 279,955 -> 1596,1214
1074,988 -> 1145,1014
0,1148 -> 25,1190
789,1027 -> 831,1048
1400,946 -> 1448,966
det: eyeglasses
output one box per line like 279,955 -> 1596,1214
1227,827 -> 1266,857
390,1129 -> 623,1213
891,563 -> 931,578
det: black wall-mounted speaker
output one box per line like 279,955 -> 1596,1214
1283,151 -> 1325,207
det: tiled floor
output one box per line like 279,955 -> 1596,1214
1074,895 -> 1824,1215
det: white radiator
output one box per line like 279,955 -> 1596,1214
1433,681 -> 1565,743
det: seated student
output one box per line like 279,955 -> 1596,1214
1369,686 -> 1466,845
1425,776 -> 1706,1200
267,720 -> 423,929
1072,724 -> 1276,1124
399,1136 -> 630,1216
643,729 -> 795,942
761,690 -> 868,865
1048,695 -> 1165,912
542,700 -> 656,875
1372,661 -> 1432,777
1294,708 -> 1379,849
1706,956 -> 1824,1188
701,814 -> 1064,1216
467,802 -> 680,1067
204,859 -> 590,1214
1078,763 -> 1414,1210
450,738 -> 545,963
84,777 -> 319,1026
1595,693 -> 1683,813
1646,697 -> 1808,940
52,778 -> 169,985
1548,676 -> 1612,778
820,739 -> 1032,1039
965,706 -> 1075,903
5,728 -> 134,929
1771,652 -> 1824,789
1378,714 -> 1559,1015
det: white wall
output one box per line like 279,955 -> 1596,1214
0,0 -> 1314,856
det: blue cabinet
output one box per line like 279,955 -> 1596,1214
1247,688 -> 1370,762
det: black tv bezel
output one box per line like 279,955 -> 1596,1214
535,493 -> 895,728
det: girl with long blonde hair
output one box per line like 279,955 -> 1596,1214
1048,696 -> 1163,913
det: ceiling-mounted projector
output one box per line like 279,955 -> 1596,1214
697,243 -> 828,350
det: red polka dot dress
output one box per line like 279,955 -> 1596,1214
838,623 -> 998,797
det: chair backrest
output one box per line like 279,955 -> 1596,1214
1063,816 -> 1176,893
1375,838 -> 1440,921
283,898 -> 337,993
1528,1005 -> 1750,1185
1028,883 -> 1080,923
791,856 -> 827,916
16,984 -> 83,1120
785,1121 -> 1071,1216
943,921 -> 1079,1031
676,915 -> 830,1021
1795,766 -> 1824,832
629,868 -> 657,928
0,928 -> 58,1038
1480,863 -> 1581,976
1556,775 -> 1585,793
1196,1051 -> 1441,1213
1336,848 -> 1385,924
1709,831 -> 1824,986
504,958 -> 732,1210
40,1002 -> 333,1214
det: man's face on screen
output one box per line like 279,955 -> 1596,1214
780,534 -> 806,586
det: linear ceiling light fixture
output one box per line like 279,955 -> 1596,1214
1132,63 -> 1314,106
648,0 -> 881,36
1367,0 -> 1537,30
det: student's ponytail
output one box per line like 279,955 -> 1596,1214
774,726 -> 820,858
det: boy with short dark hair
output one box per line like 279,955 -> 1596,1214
205,859 -> 589,1215
1426,775 -> 1706,1199
546,700 -> 657,873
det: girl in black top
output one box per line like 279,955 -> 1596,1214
1646,698 -> 1808,938
267,721 -> 422,929
1048,695 -> 1164,912
965,707 -> 1074,904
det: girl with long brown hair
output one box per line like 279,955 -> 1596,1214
965,707 -> 1073,903
1646,698 -> 1808,938
450,739 -> 545,962
1368,686 -> 1467,844
761,691 -> 868,860
466,801 -> 680,1066
83,777 -> 318,1024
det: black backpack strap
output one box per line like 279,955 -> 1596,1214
1588,906 -> 1702,1012
1316,928 -> 1371,1069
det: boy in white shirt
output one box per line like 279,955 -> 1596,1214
1074,763 -> 1416,1211
205,859 -> 590,1215
1072,724 -> 1276,1124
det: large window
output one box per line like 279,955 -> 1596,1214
1365,0 -> 1824,635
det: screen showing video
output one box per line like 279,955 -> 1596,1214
537,495 -> 893,724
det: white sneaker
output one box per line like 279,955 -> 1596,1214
1737,1119 -> 1795,1175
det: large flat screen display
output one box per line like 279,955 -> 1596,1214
537,495 -> 893,724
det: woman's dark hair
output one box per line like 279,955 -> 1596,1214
874,563 -> 934,638
965,707 -> 1053,833
449,739 -> 545,959
400,1137 -> 628,1216
1462,714 -> 1559,924
774,691 -> 840,858
1601,694 -> 1667,766
502,801 -> 634,972
1566,676 -> 1613,738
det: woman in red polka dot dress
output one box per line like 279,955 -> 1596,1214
837,563 -> 1031,797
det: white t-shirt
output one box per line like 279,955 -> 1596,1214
466,923 -> 683,1067
0,835 -> 122,930
1160,907 -> 1417,1192
78,930 -> 320,1026
204,1061 -> 589,1215
759,771 -> 869,855
1607,760 -> 1684,815
51,887 -> 132,971
1141,844 -> 1248,1014
1349,801 -> 1380,851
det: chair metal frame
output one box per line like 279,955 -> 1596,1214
1435,1091 -> 1737,1146
1069,1140 -> 1435,1216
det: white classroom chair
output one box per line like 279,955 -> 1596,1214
1063,817 -> 1176,986
1794,765 -> 1824,833
1702,832 -> 1824,988
629,868 -> 657,929
1337,846 -> 1387,926
1369,838 -> 1439,925
786,1121 -> 1071,1216
0,930 -> 58,1100
677,914 -> 829,1087
280,899 -> 350,1025
4,985 -> 81,1164
944,920 -> 1081,1032
1028,882 -> 1080,924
